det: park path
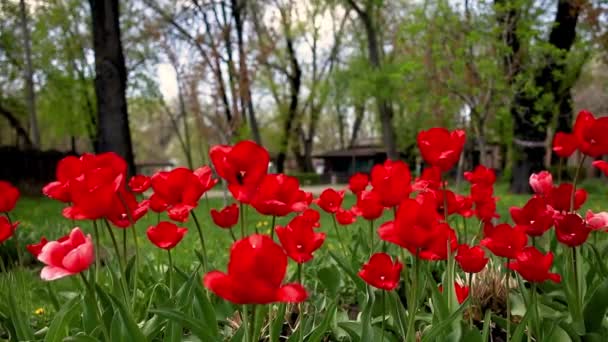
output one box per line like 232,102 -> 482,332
205,184 -> 346,198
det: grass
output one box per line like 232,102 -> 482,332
2,179 -> 608,329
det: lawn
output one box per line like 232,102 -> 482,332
2,178 -> 608,338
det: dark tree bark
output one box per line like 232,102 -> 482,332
232,0 -> 262,145
88,0 -> 136,175
0,103 -> 33,148
347,0 -> 398,160
508,0 -> 582,193
349,102 -> 365,148
19,0 -> 40,148
276,32 -> 301,173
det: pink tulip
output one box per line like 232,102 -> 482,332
37,227 -> 94,281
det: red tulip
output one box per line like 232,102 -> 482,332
456,244 -> 489,273
211,204 -> 239,229
203,234 -> 308,304
480,223 -> 528,259
148,194 -> 169,213
529,171 -> 553,196
299,209 -> 321,228
417,128 -> 466,171
252,174 -> 308,216
146,221 -> 188,250
105,190 -> 149,228
276,215 -> 326,263
586,210 -> 608,231
572,110 -> 608,157
554,213 -> 591,247
150,166 -> 218,222
455,194 -> 474,218
508,246 -> 561,283
37,227 -> 94,281
592,160 -> 608,177
42,156 -> 84,202
510,197 -> 553,237
314,188 -> 345,214
352,190 -> 384,220
470,183 -> 494,203
412,166 -> 442,191
439,283 -> 469,304
62,153 -> 127,220
474,197 -> 498,222
27,237 -> 48,257
128,175 -> 151,193
358,253 -> 402,291
336,208 -> 357,225
548,183 -> 587,212
415,223 -> 457,261
464,165 -> 496,187
370,160 -> 411,207
0,216 -> 18,243
0,181 -> 19,212
426,190 -> 460,216
552,132 -> 578,158
210,140 -> 269,203
348,172 -> 369,194
378,198 -> 439,251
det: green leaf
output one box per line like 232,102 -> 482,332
305,302 -> 337,341
481,310 -> 492,342
152,308 -> 218,342
337,321 -> 362,342
361,286 -> 376,342
63,334 -> 100,342
421,298 -> 469,342
511,310 -> 529,341
317,265 -> 342,297
44,296 -> 80,342
387,291 -> 407,338
328,251 -> 366,292
141,314 -> 163,339
104,291 -> 147,342
6,283 -> 35,341
270,303 -> 287,342
583,278 -> 608,333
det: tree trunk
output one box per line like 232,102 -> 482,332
349,2 -> 397,160
88,0 -> 136,175
508,0 -> 581,193
233,0 -> 262,145
275,19 -> 301,174
349,102 -> 365,148
19,0 -> 40,148
0,103 -> 33,148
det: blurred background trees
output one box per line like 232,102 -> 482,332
0,0 -> 606,191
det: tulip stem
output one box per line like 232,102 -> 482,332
504,259 -> 511,342
4,213 -> 23,267
369,219 -> 375,257
190,211 -> 208,273
531,283 -> 541,341
570,155 -> 586,212
130,224 -> 139,307
468,273 -> 473,328
239,203 -> 246,238
297,263 -> 304,342
80,272 -> 110,341
381,290 -> 386,342
122,228 -> 127,264
462,216 -> 468,245
405,249 -> 420,342
242,305 -> 252,342
270,215 -> 276,240
167,249 -> 173,298
331,215 -> 348,255
103,220 -> 129,304
229,229 -> 237,242
92,220 -> 101,283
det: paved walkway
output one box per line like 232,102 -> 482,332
205,184 -> 346,198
